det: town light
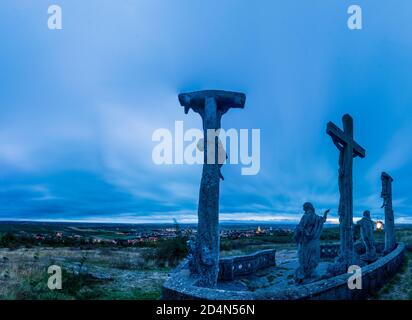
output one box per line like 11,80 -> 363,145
376,220 -> 384,231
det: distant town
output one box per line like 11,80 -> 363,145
0,221 -> 298,247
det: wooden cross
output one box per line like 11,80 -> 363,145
327,114 -> 365,269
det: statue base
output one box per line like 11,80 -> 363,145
162,243 -> 405,300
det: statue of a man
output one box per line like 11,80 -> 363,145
331,136 -> 345,224
294,202 -> 329,283
356,210 -> 377,261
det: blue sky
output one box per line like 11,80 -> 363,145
0,0 -> 412,224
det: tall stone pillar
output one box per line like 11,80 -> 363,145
178,90 -> 246,287
381,172 -> 396,253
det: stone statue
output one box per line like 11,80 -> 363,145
356,210 -> 377,262
294,202 -> 329,283
381,172 -> 396,253
326,114 -> 366,273
197,136 -> 228,180
179,90 -> 245,288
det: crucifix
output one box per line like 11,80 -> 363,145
179,90 -> 246,287
327,114 -> 365,271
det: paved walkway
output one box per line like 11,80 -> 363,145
218,249 -> 331,292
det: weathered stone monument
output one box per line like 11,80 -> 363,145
178,90 -> 246,287
356,210 -> 377,262
381,172 -> 396,253
294,203 -> 329,283
162,110 -> 405,301
326,114 -> 365,274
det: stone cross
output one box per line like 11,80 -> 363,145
178,90 -> 246,287
327,114 -> 365,271
381,172 -> 396,253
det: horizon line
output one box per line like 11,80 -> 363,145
0,218 -> 411,226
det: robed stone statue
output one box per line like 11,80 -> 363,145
294,202 -> 329,283
356,210 -> 377,262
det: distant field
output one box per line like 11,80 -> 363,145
0,221 -> 174,239
0,222 -> 411,300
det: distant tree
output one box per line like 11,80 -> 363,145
152,219 -> 189,267
0,232 -> 17,248
173,218 -> 182,238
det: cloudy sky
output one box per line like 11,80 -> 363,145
1,0 -> 411,224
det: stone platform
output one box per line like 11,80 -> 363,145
218,249 -> 277,281
162,243 -> 405,300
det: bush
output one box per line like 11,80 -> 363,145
154,237 -> 188,267
320,228 -> 340,241
139,220 -> 190,268
140,236 -> 188,269
0,232 -> 19,249
405,242 -> 412,253
12,268 -> 107,300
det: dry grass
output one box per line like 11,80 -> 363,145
2,227 -> 412,300
376,228 -> 412,300
0,247 -> 168,300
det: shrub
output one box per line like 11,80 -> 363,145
0,232 -> 18,248
155,237 -> 188,267
11,268 -> 107,300
320,228 -> 340,241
